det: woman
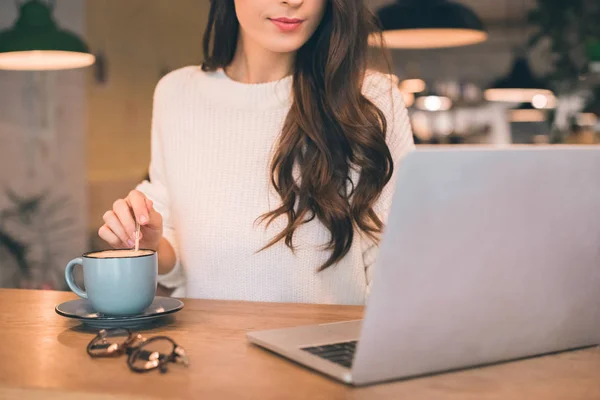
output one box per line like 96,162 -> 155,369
98,0 -> 414,304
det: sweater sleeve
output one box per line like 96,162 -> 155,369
361,72 -> 415,298
136,78 -> 186,291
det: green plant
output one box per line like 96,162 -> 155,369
528,0 -> 600,93
0,187 -> 74,289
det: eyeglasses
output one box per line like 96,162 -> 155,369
87,328 -> 189,373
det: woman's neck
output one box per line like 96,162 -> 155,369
225,33 -> 295,84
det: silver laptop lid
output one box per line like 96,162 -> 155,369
352,147 -> 600,385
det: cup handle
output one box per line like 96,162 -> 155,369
65,258 -> 87,299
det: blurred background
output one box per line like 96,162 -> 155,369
0,0 -> 599,290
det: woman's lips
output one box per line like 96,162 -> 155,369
269,17 -> 304,32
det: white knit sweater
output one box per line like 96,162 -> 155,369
136,66 -> 414,305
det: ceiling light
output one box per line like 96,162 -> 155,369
371,0 -> 488,49
485,56 -> 552,103
0,0 -> 95,71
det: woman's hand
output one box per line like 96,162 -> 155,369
98,190 -> 163,251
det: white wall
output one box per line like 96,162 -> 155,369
0,0 -> 88,289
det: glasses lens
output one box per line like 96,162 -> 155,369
129,338 -> 175,371
88,329 -> 130,357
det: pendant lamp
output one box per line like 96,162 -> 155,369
485,56 -> 553,103
371,0 -> 488,49
0,0 -> 95,71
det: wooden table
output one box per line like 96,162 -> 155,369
0,289 -> 599,399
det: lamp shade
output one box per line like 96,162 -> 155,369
0,0 -> 95,70
485,57 -> 552,103
371,0 -> 488,49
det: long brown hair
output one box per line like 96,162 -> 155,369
202,0 -> 393,271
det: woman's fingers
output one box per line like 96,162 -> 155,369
103,208 -> 134,248
98,224 -> 127,249
113,198 -> 138,244
98,191 -> 161,250
127,190 -> 150,226
136,193 -> 162,231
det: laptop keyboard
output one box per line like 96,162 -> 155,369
301,340 -> 357,369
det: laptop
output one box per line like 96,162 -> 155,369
247,146 -> 600,386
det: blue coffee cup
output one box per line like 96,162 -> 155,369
65,249 -> 158,316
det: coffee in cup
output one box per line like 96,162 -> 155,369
86,249 -> 154,259
65,249 -> 158,316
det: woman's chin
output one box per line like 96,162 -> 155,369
261,37 -> 309,55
